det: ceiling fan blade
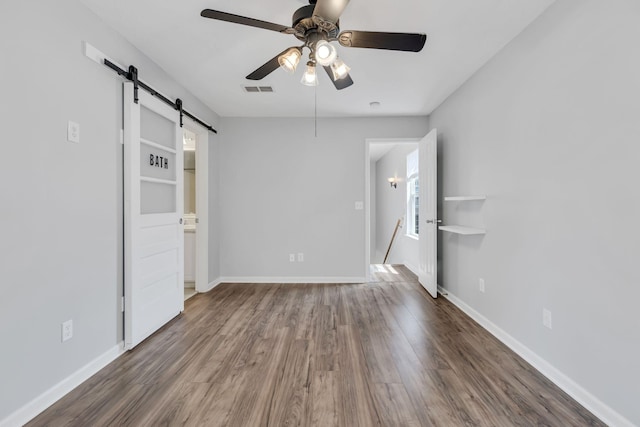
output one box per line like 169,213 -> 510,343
246,48 -> 294,80
201,9 -> 293,33
323,66 -> 354,90
313,0 -> 350,24
338,30 -> 427,52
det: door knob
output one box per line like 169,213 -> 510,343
426,219 -> 442,224
179,218 -> 183,224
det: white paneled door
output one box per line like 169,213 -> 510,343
124,82 -> 184,350
418,129 -> 438,298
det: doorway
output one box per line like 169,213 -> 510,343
182,119 -> 210,299
365,139 -> 419,281
365,132 -> 438,298
183,129 -> 197,300
122,82 -> 211,350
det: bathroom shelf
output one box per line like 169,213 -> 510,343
439,225 -> 486,235
444,195 -> 486,201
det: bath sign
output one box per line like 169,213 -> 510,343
150,154 -> 169,170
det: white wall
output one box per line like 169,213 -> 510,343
429,0 -> 640,424
219,117 -> 428,280
0,0 -> 219,422
374,144 -> 419,270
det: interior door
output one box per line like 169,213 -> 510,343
124,82 -> 184,350
418,129 -> 438,298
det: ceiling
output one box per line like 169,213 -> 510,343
370,143 -> 395,162
79,0 -> 554,118
370,143 -> 407,162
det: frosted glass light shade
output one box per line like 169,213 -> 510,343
278,48 -> 302,73
315,40 -> 337,66
330,58 -> 351,80
301,63 -> 318,86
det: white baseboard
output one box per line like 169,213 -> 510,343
0,343 -> 125,427
218,276 -> 366,284
198,277 -> 223,293
402,261 -> 419,277
440,289 -> 634,427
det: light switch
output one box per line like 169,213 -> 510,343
67,121 -> 80,143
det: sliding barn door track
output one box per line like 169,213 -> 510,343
104,59 -> 217,134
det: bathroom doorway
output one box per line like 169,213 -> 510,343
183,129 -> 197,300
182,121 -> 210,301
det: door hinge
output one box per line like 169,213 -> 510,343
120,296 -> 125,312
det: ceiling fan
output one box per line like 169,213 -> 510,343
200,0 -> 427,90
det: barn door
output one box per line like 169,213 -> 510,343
123,82 -> 184,350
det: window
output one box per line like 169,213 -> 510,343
407,149 -> 419,237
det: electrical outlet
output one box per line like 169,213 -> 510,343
355,201 -> 364,210
478,278 -> 485,293
61,319 -> 73,342
297,252 -> 304,262
289,254 -> 295,262
543,308 -> 553,329
67,121 -> 80,143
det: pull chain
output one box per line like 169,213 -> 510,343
314,85 -> 318,138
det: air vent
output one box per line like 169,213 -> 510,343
243,85 -> 274,93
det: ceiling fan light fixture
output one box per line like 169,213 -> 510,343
201,4 -> 428,91
330,58 -> 351,80
301,62 -> 319,86
278,48 -> 302,73
315,40 -> 337,66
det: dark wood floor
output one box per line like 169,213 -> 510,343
29,265 -> 603,426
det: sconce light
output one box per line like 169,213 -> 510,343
388,177 -> 398,188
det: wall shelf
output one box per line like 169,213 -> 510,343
444,195 -> 486,201
439,225 -> 486,235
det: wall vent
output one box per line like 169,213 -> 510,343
243,85 -> 274,93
